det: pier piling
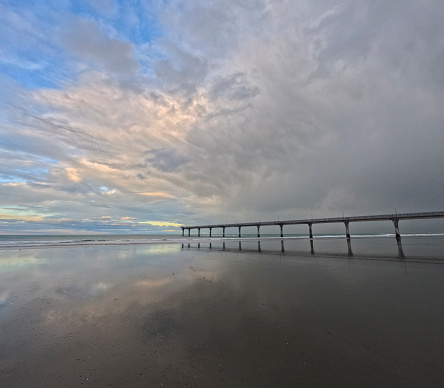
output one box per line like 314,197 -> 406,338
344,221 -> 350,239
347,238 -> 353,256
393,219 -> 400,238
308,223 -> 313,239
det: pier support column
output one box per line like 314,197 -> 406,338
344,221 -> 350,239
310,240 -> 315,254
238,226 -> 241,238
280,224 -> 284,238
396,236 -> 404,258
182,228 -> 184,237
188,229 -> 190,237
347,238 -> 353,256
308,223 -> 313,239
393,218 -> 404,257
198,228 -> 200,237
209,227 -> 212,237
257,225 -> 260,238
223,227 -> 225,237
393,219 -> 400,238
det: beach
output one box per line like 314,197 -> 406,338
1,236 -> 444,387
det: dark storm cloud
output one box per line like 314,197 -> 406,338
156,0 -> 444,222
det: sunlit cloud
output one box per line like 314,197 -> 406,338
2,182 -> 26,187
0,214 -> 44,222
139,221 -> 183,228
0,206 -> 47,222
66,168 -> 81,182
138,192 -> 176,199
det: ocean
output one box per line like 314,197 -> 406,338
0,234 -> 443,386
1,232 -> 444,251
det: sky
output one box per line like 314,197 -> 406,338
1,0 -> 444,235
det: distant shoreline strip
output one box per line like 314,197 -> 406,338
1,233 -> 443,250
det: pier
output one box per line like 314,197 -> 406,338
181,211 -> 444,239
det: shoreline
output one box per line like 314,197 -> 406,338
0,233 -> 443,250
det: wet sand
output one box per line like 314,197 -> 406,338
1,238 -> 444,387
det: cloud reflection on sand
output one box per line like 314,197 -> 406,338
1,241 -> 444,387
0,291 -> 8,305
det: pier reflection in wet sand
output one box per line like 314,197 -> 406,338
0,236 -> 443,387
185,235 -> 407,260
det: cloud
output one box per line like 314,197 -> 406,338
176,0 -> 444,220
151,41 -> 209,94
1,0 -> 444,233
66,168 -> 81,182
62,18 -> 139,74
0,213 -> 44,222
140,221 -> 183,228
209,72 -> 260,102
143,148 -> 189,173
138,192 -> 177,199
158,0 -> 265,59
86,0 -> 118,17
